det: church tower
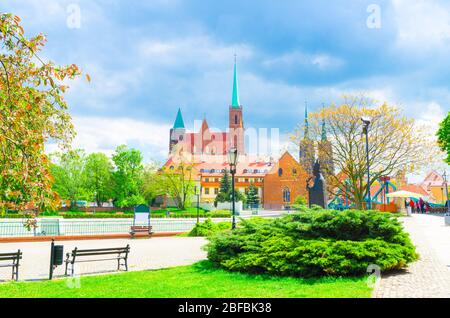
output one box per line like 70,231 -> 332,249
228,57 -> 245,154
318,115 -> 334,177
169,108 -> 186,154
299,102 -> 315,175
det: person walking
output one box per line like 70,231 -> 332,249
406,199 -> 414,216
408,199 -> 415,216
416,200 -> 420,214
419,198 -> 425,214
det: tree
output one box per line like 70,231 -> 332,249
292,95 -> 437,209
157,159 -> 195,210
214,169 -> 245,206
50,150 -> 90,207
437,112 -> 450,164
246,183 -> 260,207
141,161 -> 163,205
85,152 -> 113,206
112,145 -> 145,207
0,13 -> 81,214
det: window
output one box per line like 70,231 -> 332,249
278,168 -> 283,177
205,178 -> 209,183
214,188 -> 219,195
283,188 -> 291,203
169,166 -> 174,170
234,135 -> 238,148
292,168 -> 297,175
235,114 -> 238,125
205,188 -> 210,195
179,135 -> 184,141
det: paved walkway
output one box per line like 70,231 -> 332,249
0,236 -> 207,282
373,214 -> 450,298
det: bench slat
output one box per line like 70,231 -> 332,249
0,253 -> 22,257
0,256 -> 22,261
73,251 -> 128,257
74,248 -> 129,253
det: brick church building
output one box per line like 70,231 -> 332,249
164,59 -> 309,209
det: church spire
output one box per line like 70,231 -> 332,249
321,103 -> 327,141
304,101 -> 309,138
231,55 -> 240,108
173,108 -> 185,129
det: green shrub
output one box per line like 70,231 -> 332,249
188,219 -> 231,237
206,209 -> 418,277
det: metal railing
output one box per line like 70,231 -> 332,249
0,218 -> 216,238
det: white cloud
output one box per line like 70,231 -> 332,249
263,51 -> 344,71
138,36 -> 253,68
393,0 -> 450,51
46,116 -> 171,162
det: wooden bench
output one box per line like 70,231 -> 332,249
129,225 -> 153,238
64,245 -> 130,276
0,250 -> 22,281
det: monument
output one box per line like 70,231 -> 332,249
307,160 -> 328,209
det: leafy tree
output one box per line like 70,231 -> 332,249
141,161 -> 163,205
50,150 -> 90,207
84,152 -> 113,206
437,112 -> 450,164
246,183 -> 260,207
0,13 -> 81,213
112,145 -> 145,207
293,95 -> 437,209
157,159 -> 195,209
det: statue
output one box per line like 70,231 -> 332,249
307,160 -> 328,209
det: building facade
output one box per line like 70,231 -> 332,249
163,59 -> 309,209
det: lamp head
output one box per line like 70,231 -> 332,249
361,116 -> 371,125
228,148 -> 238,166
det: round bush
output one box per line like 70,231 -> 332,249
205,209 -> 418,277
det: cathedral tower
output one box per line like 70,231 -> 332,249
318,115 -> 334,177
169,108 -> 186,153
299,102 -> 315,175
228,57 -> 245,154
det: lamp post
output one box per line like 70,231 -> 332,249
195,185 -> 201,224
443,171 -> 449,215
228,148 -> 238,230
361,117 -> 372,210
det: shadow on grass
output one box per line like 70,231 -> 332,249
190,260 -> 368,286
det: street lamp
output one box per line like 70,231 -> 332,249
195,185 -> 201,224
443,171 -> 449,215
361,117 -> 372,210
228,148 -> 238,230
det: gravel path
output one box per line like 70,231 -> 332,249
372,214 -> 450,298
0,237 -> 207,282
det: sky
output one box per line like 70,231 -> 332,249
2,0 -> 449,180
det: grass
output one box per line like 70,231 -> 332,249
0,261 -> 372,298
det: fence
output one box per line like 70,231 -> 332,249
0,218 -> 228,238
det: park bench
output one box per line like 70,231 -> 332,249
129,225 -> 153,238
0,250 -> 22,281
64,245 -> 130,276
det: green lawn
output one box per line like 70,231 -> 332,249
0,261 -> 372,298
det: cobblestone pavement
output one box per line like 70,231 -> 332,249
373,214 -> 450,298
0,236 -> 207,282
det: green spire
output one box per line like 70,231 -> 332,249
173,108 -> 185,129
231,56 -> 240,108
304,101 -> 309,138
321,104 -> 327,141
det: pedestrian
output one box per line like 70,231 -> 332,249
425,202 -> 430,214
416,200 -> 420,214
419,198 -> 425,214
408,199 -> 415,216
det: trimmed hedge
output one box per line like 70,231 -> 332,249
206,209 -> 418,277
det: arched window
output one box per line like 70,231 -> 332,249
282,188 -> 291,203
179,135 -> 184,141
235,114 -> 238,125
278,168 -> 283,177
292,168 -> 297,175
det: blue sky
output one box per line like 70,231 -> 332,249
3,0 -> 449,176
